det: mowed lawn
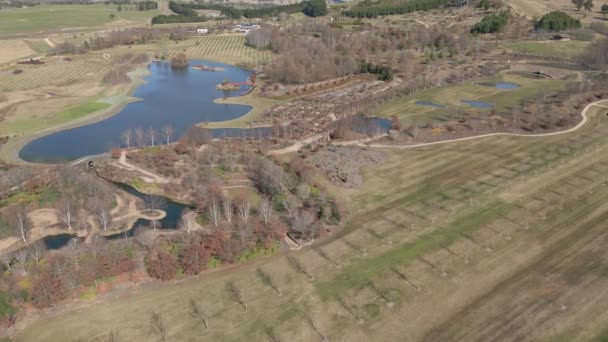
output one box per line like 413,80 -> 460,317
501,40 -> 591,60
0,4 -> 158,35
376,73 -> 566,124
14,103 -> 608,342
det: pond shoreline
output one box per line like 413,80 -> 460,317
4,66 -> 151,166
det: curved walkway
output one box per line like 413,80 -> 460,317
338,100 -> 605,150
115,150 -> 169,184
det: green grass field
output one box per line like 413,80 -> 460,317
0,4 -> 158,36
13,102 -> 608,341
0,98 -> 110,136
501,40 -> 590,60
376,73 -> 566,124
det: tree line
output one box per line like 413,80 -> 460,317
343,0 -> 453,18
182,1 -> 306,19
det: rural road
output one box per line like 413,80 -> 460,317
44,37 -> 55,48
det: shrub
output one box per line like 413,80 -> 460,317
170,53 -> 188,68
303,0 -> 327,17
145,250 -> 179,280
535,11 -> 581,31
471,11 -> 509,34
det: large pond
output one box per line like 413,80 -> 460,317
20,60 -> 258,163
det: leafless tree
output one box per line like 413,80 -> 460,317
178,210 -> 195,235
28,240 -> 46,264
57,193 -> 76,231
291,210 -> 317,241
93,197 -> 112,231
108,330 -> 119,342
135,225 -> 155,250
0,253 -> 12,271
14,248 -> 29,273
65,238 -> 81,269
122,129 -> 132,149
189,299 -> 209,328
150,311 -> 168,342
282,196 -> 299,218
225,148 -> 240,172
8,204 -> 30,242
87,233 -> 104,258
226,282 -> 247,311
149,127 -> 157,146
135,127 -> 145,148
296,183 -> 310,201
237,198 -> 250,224
258,197 -> 273,226
162,125 -> 174,145
222,197 -> 233,224
208,195 -> 220,228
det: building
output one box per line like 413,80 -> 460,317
196,28 -> 209,34
235,24 -> 260,33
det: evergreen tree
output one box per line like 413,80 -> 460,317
303,0 -> 327,17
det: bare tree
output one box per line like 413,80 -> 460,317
226,282 -> 247,311
57,193 -> 76,231
222,197 -> 233,224
108,330 -> 119,342
178,210 -> 195,235
122,129 -> 132,149
135,225 -> 155,250
189,299 -> 209,328
14,248 -> 29,273
296,183 -> 310,201
291,209 -> 317,241
0,253 -> 12,271
237,198 -> 250,224
135,127 -> 145,148
208,195 -> 220,228
258,197 -> 273,226
149,127 -> 157,146
65,238 -> 81,269
87,233 -> 104,258
162,125 -> 174,145
8,205 -> 30,242
150,311 -> 168,342
28,240 -> 46,264
93,197 -> 112,231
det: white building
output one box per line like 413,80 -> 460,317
196,28 -> 209,34
235,24 -> 260,33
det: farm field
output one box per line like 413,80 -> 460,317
0,4 -> 158,36
12,102 -> 608,341
0,35 -> 272,92
375,72 -> 566,124
0,40 -> 36,64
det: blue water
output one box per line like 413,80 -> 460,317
462,100 -> 493,109
495,82 -> 520,89
43,233 -> 79,250
20,60 -> 255,163
415,101 -> 445,108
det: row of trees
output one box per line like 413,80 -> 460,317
182,1 -> 306,19
343,0 -> 452,18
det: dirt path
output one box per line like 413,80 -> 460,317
44,37 -> 55,48
341,100 -> 603,150
115,150 -> 169,184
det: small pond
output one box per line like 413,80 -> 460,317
462,100 -> 493,109
105,182 -> 192,239
20,60 -> 260,163
415,101 -> 445,108
494,82 -> 520,90
43,233 -> 80,250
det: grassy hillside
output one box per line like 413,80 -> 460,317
13,102 -> 608,342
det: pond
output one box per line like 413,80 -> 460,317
415,101 -> 445,108
20,60 -> 258,163
105,182 -> 192,239
495,82 -> 520,89
462,100 -> 493,109
43,233 -> 80,250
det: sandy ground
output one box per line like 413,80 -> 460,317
0,40 -> 36,64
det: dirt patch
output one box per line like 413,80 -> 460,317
0,40 -> 36,64
308,146 -> 386,187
